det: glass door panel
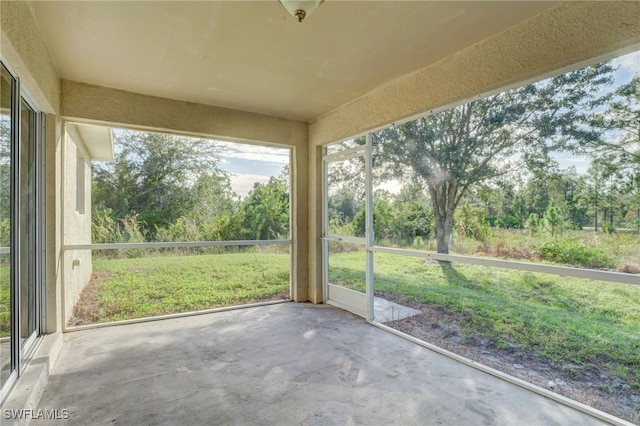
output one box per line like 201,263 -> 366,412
326,155 -> 365,238
0,65 -> 12,388
19,99 -> 37,347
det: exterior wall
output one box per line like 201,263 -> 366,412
306,1 -> 640,303
45,115 -> 62,334
1,1 -> 65,407
1,0 -> 63,332
62,128 -> 93,323
0,1 -> 60,114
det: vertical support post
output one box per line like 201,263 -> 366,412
321,148 -> 328,303
37,112 -> 47,333
10,75 -> 21,374
365,133 -> 374,322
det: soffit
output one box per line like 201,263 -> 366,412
68,123 -> 114,162
30,1 -> 558,122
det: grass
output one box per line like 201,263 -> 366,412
0,261 -> 8,337
69,252 -> 290,325
451,229 -> 640,272
329,249 -> 640,389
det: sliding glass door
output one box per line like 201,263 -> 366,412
0,62 -> 14,399
0,61 -> 45,403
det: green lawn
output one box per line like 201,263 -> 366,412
70,252 -> 290,325
330,250 -> 640,388
0,263 -> 8,337
5,244 -> 639,392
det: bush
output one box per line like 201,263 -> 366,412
455,205 -> 489,242
495,215 -> 521,229
393,202 -> 434,241
0,218 -> 9,247
155,216 -> 203,242
539,239 -> 616,269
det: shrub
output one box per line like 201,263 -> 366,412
542,201 -> 565,238
525,213 -> 540,236
0,218 -> 9,247
455,205 -> 489,242
392,202 -> 434,242
155,216 -> 203,242
495,215 -> 521,229
539,239 -> 616,269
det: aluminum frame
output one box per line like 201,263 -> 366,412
321,139 -> 371,316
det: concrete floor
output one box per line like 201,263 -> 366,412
36,303 -> 606,425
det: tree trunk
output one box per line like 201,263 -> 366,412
429,182 -> 456,255
434,211 -> 454,254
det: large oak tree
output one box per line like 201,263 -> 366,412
373,62 -> 615,253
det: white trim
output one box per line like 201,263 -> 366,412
365,133 -> 374,322
371,246 -> 640,286
63,299 -> 291,333
326,285 -> 367,317
323,145 -> 366,162
64,239 -> 291,251
322,150 -> 329,303
321,235 -> 366,245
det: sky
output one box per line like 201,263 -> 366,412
551,49 -> 639,174
216,141 -> 289,197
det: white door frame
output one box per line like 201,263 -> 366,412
321,135 -> 374,321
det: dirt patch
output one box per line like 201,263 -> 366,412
377,291 -> 639,424
68,271 -> 112,327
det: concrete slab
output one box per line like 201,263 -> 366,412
373,297 -> 421,323
34,303 -> 606,425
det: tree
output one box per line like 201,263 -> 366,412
584,76 -> 640,165
92,130 -> 225,239
237,170 -> 289,240
525,213 -> 540,236
373,62 -> 615,253
542,201 -> 565,238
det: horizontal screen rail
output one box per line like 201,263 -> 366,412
323,145 -> 366,162
370,246 -> 640,286
64,239 -> 291,251
321,235 -> 366,245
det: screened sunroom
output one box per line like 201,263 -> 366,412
1,1 -> 639,425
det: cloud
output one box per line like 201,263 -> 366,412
613,50 -> 640,74
229,173 -> 272,197
376,179 -> 403,194
217,141 -> 289,165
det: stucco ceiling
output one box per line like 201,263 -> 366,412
30,1 -> 559,122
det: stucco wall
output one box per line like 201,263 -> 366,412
0,1 -> 60,114
1,0 -> 64,334
45,115 -> 62,333
309,1 -> 640,146
306,1 -> 640,302
62,128 -> 93,323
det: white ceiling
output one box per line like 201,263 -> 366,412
30,1 -> 558,122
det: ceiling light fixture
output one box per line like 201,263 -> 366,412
279,0 -> 324,22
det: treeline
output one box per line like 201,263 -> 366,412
91,131 -> 289,244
